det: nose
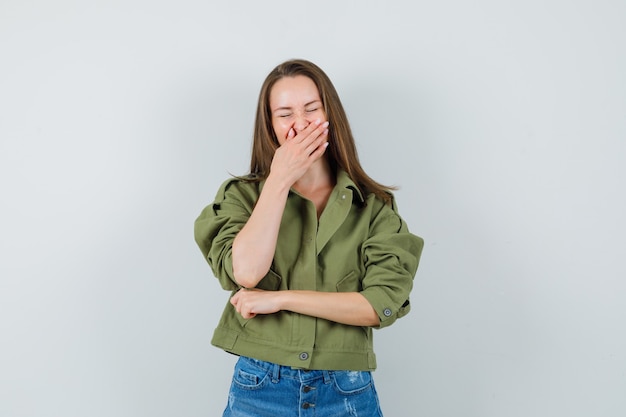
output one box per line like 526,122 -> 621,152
293,112 -> 311,133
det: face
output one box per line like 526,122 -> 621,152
269,75 -> 327,145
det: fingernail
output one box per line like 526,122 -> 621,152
322,121 -> 329,128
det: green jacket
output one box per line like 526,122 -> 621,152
194,170 -> 424,371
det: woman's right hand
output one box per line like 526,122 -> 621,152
269,119 -> 329,187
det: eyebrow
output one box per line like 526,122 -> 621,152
272,100 -> 321,112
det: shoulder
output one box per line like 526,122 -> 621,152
364,190 -> 398,216
212,176 -> 261,205
362,191 -> 416,235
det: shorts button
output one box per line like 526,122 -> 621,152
299,352 -> 309,360
383,308 -> 393,317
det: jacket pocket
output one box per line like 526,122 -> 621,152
256,268 -> 282,291
336,271 -> 362,292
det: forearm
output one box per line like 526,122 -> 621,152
280,291 -> 380,327
231,175 -> 290,288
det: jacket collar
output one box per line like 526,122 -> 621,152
257,169 -> 365,204
336,169 -> 365,204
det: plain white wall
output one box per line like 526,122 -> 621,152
1,1 -> 625,416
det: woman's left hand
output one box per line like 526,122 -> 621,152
230,288 -> 283,319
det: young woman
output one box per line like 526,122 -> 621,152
194,59 -> 424,416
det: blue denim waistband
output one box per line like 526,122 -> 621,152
240,356 -> 332,384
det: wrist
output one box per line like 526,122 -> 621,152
277,290 -> 293,312
264,173 -> 292,195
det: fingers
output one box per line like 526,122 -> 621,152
309,141 -> 330,160
230,288 -> 281,319
292,119 -> 329,144
296,120 -> 329,159
303,126 -> 329,156
231,290 -> 255,319
231,288 -> 263,319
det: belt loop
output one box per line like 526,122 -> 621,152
323,370 -> 331,384
271,362 -> 280,383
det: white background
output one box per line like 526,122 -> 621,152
1,1 -> 625,416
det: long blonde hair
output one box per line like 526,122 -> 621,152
249,59 -> 394,204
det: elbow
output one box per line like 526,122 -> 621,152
232,263 -> 265,289
231,241 -> 268,288
234,275 -> 258,289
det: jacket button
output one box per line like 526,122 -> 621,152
299,352 -> 309,360
383,308 -> 393,317
302,402 -> 314,409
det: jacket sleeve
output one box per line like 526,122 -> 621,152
194,178 -> 253,291
360,199 -> 424,329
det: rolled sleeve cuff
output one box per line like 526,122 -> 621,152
209,251 -> 239,291
361,289 -> 411,329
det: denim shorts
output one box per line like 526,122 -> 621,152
222,356 -> 384,416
